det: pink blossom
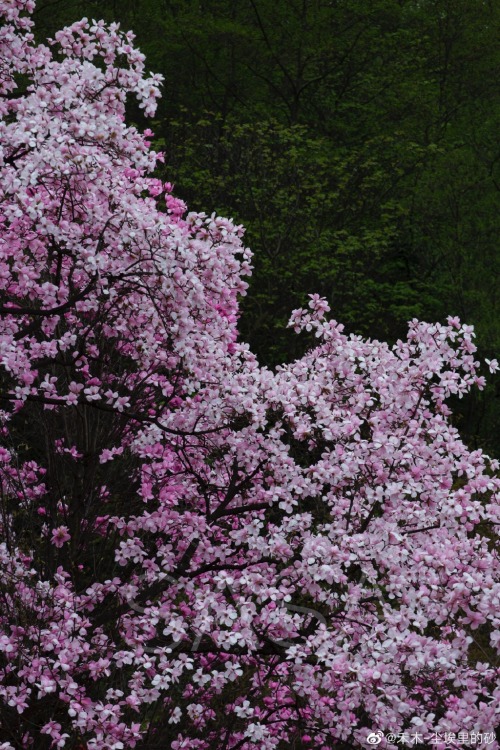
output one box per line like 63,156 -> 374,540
0,3 -> 499,749
51,526 -> 71,548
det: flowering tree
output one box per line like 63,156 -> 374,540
0,2 -> 499,749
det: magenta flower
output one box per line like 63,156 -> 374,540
50,526 -> 71,548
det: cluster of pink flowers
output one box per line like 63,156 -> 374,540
0,1 -> 499,748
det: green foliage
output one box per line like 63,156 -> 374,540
163,113 -> 441,359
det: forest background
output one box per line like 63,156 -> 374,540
34,0 -> 500,455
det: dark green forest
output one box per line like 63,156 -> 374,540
35,0 -> 500,453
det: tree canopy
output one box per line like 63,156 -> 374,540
31,0 -> 500,454
0,3 -> 499,748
